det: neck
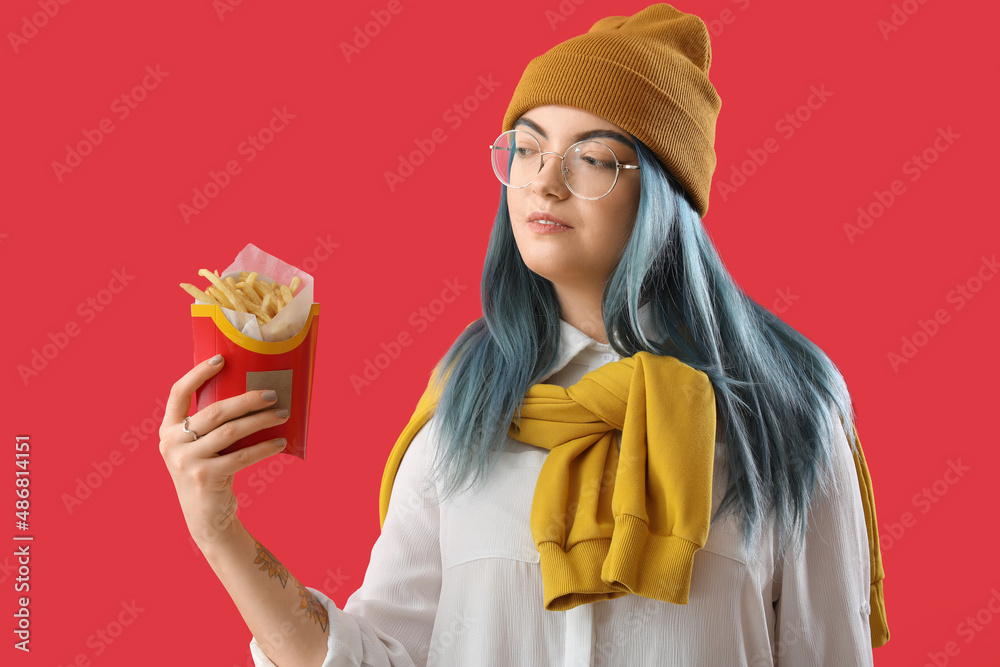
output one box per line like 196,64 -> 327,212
554,283 -> 609,344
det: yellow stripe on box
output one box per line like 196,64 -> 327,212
191,303 -> 320,354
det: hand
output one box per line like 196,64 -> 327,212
158,354 -> 290,550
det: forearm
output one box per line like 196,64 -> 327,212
199,520 -> 330,666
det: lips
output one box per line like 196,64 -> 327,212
527,211 -> 571,227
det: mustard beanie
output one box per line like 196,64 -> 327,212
501,3 -> 721,218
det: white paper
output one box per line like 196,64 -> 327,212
191,243 -> 317,343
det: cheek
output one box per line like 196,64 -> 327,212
506,187 -> 524,208
614,190 -> 641,243
506,192 -> 524,229
603,205 -> 638,247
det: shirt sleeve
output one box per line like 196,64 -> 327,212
249,418 -> 443,666
772,414 -> 874,666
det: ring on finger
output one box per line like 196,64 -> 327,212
182,416 -> 200,441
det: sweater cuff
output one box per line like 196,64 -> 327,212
537,538 -> 628,611
603,513 -> 701,605
536,513 -> 703,611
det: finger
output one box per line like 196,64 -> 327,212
191,407 -> 290,458
163,355 -> 226,428
187,389 -> 280,438
210,436 -> 288,477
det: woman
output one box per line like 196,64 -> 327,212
159,4 -> 888,665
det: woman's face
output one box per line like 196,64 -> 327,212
506,104 -> 641,295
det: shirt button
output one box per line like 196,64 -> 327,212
601,353 -> 614,362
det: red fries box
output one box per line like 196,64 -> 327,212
187,243 -> 319,460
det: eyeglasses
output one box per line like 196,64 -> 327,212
489,129 -> 640,200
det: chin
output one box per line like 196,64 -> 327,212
521,259 -> 571,286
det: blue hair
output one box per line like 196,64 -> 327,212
423,136 -> 860,554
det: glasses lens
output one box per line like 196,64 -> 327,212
491,130 -> 539,188
565,141 -> 618,199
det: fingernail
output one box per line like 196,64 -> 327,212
261,390 -> 277,402
274,409 -> 289,419
208,354 -> 223,365
274,438 -> 287,448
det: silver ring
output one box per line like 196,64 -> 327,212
182,416 -> 200,441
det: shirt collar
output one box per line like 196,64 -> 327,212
549,301 -> 655,376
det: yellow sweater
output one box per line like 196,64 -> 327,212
378,351 -> 889,647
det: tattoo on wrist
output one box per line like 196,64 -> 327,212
253,541 -> 331,633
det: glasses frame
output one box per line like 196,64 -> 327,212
489,129 -> 640,201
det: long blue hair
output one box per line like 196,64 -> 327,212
422,136 -> 860,553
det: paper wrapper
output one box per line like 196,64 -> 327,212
189,243 -> 320,460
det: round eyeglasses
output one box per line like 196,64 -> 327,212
489,129 -> 640,200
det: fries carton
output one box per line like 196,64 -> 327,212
188,244 -> 319,460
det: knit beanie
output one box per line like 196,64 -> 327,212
501,3 -> 721,218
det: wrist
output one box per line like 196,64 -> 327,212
194,515 -> 247,558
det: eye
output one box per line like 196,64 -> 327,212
581,155 -> 616,169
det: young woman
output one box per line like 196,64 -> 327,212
159,4 -> 888,665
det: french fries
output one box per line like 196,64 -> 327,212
180,269 -> 303,327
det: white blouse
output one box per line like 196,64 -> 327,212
250,308 -> 875,666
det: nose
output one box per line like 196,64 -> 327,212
531,151 -> 569,197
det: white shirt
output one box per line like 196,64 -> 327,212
251,306 -> 875,666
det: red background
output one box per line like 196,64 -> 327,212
3,0 -> 998,665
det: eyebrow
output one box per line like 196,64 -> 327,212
513,117 -> 635,150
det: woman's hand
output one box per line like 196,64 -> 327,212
158,354 -> 290,551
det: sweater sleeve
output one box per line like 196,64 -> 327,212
771,416 -> 875,667
249,418 -> 442,666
